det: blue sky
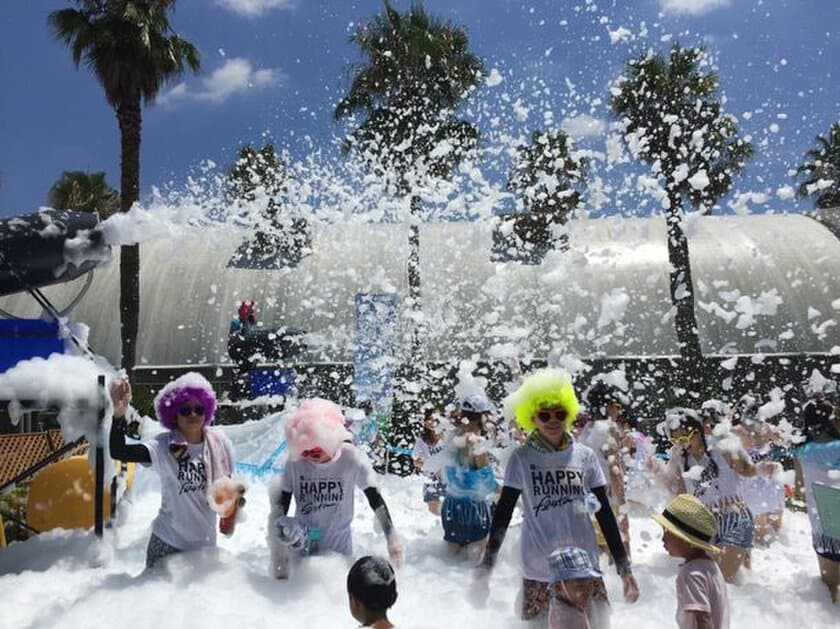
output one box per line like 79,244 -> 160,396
0,0 -> 838,219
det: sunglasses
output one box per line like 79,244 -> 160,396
536,409 -> 567,422
178,405 -> 205,417
671,429 -> 696,444
301,447 -> 327,459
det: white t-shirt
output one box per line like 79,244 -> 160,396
676,558 -> 730,629
413,436 -> 443,463
670,448 -> 743,508
280,442 -> 378,556
503,441 -> 607,582
144,431 -> 234,551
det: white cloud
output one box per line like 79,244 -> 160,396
561,114 -> 606,140
160,58 -> 282,106
660,0 -> 729,15
215,0 -> 296,18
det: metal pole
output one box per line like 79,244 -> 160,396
94,374 -> 105,537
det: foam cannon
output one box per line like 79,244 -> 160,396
1,210 -> 112,536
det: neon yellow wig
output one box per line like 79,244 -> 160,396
503,368 -> 580,433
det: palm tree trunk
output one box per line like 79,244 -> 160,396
665,191 -> 704,393
116,100 -> 142,378
408,194 -> 422,359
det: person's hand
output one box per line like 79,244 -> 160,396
387,535 -> 404,568
621,571 -> 640,603
110,378 -> 131,418
760,461 -> 782,478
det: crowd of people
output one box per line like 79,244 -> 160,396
105,363 -> 840,627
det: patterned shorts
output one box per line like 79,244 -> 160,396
145,533 -> 182,569
520,576 -> 609,620
714,505 -> 755,550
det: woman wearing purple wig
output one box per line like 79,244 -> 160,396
110,372 -> 238,568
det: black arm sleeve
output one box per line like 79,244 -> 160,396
593,485 -> 631,574
481,486 -> 521,569
279,491 -> 292,516
109,415 -> 151,464
364,487 -> 395,538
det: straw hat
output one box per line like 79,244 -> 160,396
652,494 -> 721,554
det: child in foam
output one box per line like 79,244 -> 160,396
412,405 -> 446,516
267,398 -> 403,579
347,555 -> 398,629
647,408 -> 774,583
109,373 -> 240,569
477,369 -> 639,625
547,546 -> 605,629
653,494 -> 730,629
424,394 -> 499,560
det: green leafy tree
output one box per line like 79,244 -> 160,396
507,129 -> 586,252
227,143 -> 308,268
335,0 -> 484,357
610,45 -> 752,387
48,170 -> 119,218
797,121 -> 840,209
49,0 -> 200,375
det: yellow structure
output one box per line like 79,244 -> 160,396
0,513 -> 6,547
26,456 -> 135,532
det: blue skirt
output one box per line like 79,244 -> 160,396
441,496 -> 491,546
714,505 -> 755,549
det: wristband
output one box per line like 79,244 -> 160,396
615,556 -> 632,575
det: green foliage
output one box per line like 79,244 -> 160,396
610,45 -> 752,212
797,121 -> 840,209
0,485 -> 32,543
507,129 -> 586,250
335,0 -> 484,187
47,170 -> 119,218
227,143 -> 310,268
48,1 -> 200,108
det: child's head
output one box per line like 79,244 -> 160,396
503,369 -> 580,438
347,556 -> 397,626
548,546 -> 601,609
653,494 -> 720,559
284,398 -> 352,462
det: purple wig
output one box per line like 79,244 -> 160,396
154,372 -> 217,430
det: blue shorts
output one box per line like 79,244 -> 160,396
714,505 -> 755,550
441,496 -> 491,546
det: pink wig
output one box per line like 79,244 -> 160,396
285,398 -> 352,460
154,372 -> 217,431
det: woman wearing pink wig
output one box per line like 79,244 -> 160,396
109,372 -> 238,568
268,398 -> 403,579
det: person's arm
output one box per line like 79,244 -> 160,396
364,487 -> 403,566
480,485 -> 520,570
722,448 -> 759,477
278,490 -> 292,515
109,414 -> 151,463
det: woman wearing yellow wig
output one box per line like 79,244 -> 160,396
478,369 -> 639,624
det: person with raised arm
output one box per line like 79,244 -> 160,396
109,372 -> 241,569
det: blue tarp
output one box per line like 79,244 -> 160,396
0,319 -> 63,373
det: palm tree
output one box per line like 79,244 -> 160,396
227,142 -> 308,268
507,129 -> 586,254
49,0 -> 200,375
797,121 -> 840,209
610,45 -> 752,388
335,0 -> 484,358
48,170 -> 120,218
